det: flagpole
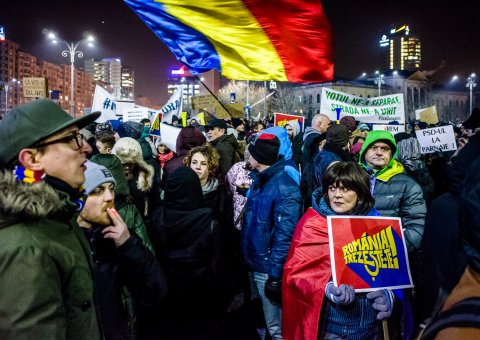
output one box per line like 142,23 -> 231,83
194,74 -> 233,118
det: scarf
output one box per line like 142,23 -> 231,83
202,177 -> 218,196
156,151 -> 174,168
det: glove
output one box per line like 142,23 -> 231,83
325,282 -> 355,305
265,277 -> 282,304
366,289 -> 395,320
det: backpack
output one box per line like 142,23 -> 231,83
419,297 -> 480,339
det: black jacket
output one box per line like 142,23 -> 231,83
84,227 -> 167,340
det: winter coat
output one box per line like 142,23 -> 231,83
0,170 -> 100,339
313,143 -> 353,189
241,159 -> 303,279
359,131 -> 426,252
210,133 -> 239,174
282,193 -> 379,340
148,167 -> 226,339
84,226 -> 167,340
302,126 -> 322,167
226,161 -> 253,230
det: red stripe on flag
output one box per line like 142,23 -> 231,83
243,0 -> 334,83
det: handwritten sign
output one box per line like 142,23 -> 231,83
320,88 -> 405,124
415,125 -> 457,154
328,216 -> 413,292
23,77 -> 47,98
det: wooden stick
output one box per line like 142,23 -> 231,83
382,319 -> 390,340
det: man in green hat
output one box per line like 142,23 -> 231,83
0,99 -> 102,339
358,130 -> 426,253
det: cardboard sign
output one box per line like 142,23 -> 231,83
122,107 -> 149,122
23,77 -> 47,98
372,124 -> 406,134
415,106 -> 439,125
415,125 -> 457,154
320,88 -> 405,124
328,216 -> 413,292
273,113 -> 305,131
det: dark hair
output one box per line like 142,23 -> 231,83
322,162 -> 374,215
95,130 -> 116,150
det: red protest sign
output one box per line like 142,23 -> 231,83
273,113 -> 305,131
328,216 -> 413,292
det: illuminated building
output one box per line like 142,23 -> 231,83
379,25 -> 421,72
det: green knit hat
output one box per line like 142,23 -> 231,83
0,99 -> 100,166
358,130 -> 397,163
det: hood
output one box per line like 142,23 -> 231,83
259,126 -> 293,161
112,137 -> 154,192
358,130 -> 398,165
0,170 -> 63,228
286,120 -> 301,137
164,167 -> 203,210
303,126 -> 320,141
396,137 -> 425,172
176,126 -> 207,157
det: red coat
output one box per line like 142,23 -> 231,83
282,208 -> 331,340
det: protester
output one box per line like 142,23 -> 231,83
302,113 -> 331,168
95,129 -> 116,154
206,118 -> 239,174
0,99 -> 101,338
112,137 -> 161,222
283,162 -> 394,340
284,120 -> 303,169
241,133 -> 303,339
149,167 -> 228,339
79,162 -> 167,339
155,138 -> 175,169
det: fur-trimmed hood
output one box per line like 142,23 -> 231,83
0,170 -> 64,228
111,137 -> 154,192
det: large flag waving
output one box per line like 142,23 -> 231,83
124,0 -> 334,82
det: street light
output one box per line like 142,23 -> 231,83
3,78 -> 20,116
373,70 -> 385,96
466,73 -> 477,114
47,32 -> 94,116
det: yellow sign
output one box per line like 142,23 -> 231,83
416,106 -> 439,125
192,95 -> 216,110
23,77 -> 47,98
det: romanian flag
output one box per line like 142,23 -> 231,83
124,0 -> 334,82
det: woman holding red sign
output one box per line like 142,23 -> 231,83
282,162 -> 395,340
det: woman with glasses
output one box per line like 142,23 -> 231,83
283,162 -> 397,340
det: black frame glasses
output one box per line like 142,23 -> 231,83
33,132 -> 85,150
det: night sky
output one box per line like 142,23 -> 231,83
2,0 -> 479,105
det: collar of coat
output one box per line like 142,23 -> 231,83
361,158 -> 404,182
0,170 -> 68,228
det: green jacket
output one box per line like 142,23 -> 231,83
0,171 -> 101,340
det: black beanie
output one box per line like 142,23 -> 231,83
248,133 -> 280,165
231,118 -> 244,129
326,124 -> 350,147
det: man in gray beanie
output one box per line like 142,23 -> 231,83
78,162 -> 167,339
241,133 -> 303,339
0,99 -> 101,338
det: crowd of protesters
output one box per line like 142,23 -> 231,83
1,98 -> 480,339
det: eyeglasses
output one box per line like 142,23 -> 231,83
33,132 -> 85,150
369,144 -> 391,153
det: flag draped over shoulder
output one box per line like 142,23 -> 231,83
124,0 -> 334,82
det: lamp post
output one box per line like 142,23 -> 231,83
48,32 -> 94,116
373,70 -> 385,97
466,73 -> 477,114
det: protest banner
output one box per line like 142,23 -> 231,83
23,77 -> 47,98
320,88 -> 405,124
415,106 -> 439,125
328,216 -> 413,292
92,85 -> 119,123
121,107 -> 149,122
415,125 -> 457,154
160,85 -> 183,124
273,113 -> 305,131
372,124 -> 406,134
159,122 -> 181,153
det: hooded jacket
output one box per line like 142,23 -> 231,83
210,133 -> 239,174
358,130 -> 426,252
0,170 -> 100,339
